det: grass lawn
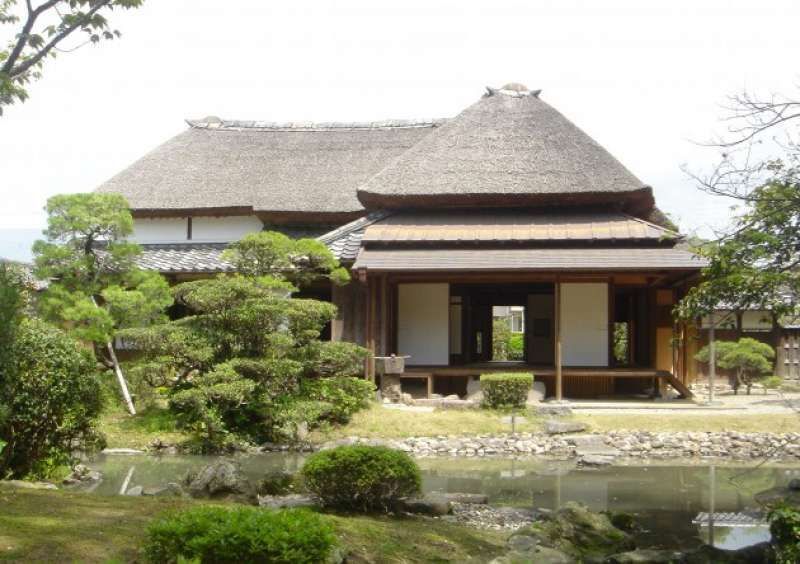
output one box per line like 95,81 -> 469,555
576,413 -> 800,433
0,487 -> 506,563
99,400 -> 800,451
310,403 -> 543,442
100,404 -> 190,450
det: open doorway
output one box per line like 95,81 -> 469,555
450,283 -> 554,365
492,305 -> 526,361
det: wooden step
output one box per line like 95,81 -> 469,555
659,370 -> 694,399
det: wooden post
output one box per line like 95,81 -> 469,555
368,278 -> 378,383
555,280 -> 563,402
380,274 -> 388,356
364,276 -> 375,382
708,321 -> 716,404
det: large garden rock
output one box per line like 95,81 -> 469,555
535,404 -> 573,417
544,420 -> 588,435
527,381 -> 547,404
509,502 -> 634,561
754,484 -> 800,507
62,464 -> 101,486
394,494 -> 453,516
186,459 -> 254,501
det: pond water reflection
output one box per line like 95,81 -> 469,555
85,454 -> 800,551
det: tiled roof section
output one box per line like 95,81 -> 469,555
353,247 -> 708,272
317,211 -> 393,261
136,243 -> 233,273
363,210 -> 677,243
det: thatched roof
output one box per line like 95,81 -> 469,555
357,86 -> 654,216
96,119 -> 444,221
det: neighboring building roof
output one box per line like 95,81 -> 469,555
135,243 -> 233,274
352,247 -> 707,272
0,259 -> 48,290
317,210 -> 392,262
357,85 -> 655,217
362,210 -> 677,244
96,119 -> 444,221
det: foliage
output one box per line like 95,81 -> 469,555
676,89 -> 800,324
480,372 -> 533,409
0,0 -> 144,115
0,319 -> 103,478
144,506 -> 336,564
508,333 -> 524,361
696,338 -> 775,395
303,340 -> 369,378
492,318 -> 512,360
302,445 -> 421,512
0,262 -> 26,373
613,322 -> 629,364
492,318 -> 524,361
223,231 -> 350,286
762,375 -> 783,390
125,231 -> 369,449
768,503 -> 800,564
299,376 -> 374,424
34,194 -> 171,346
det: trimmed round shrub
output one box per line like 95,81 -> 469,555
302,445 -> 421,512
144,506 -> 336,564
480,372 -> 533,409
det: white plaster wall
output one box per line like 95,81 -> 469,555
742,310 -> 773,331
398,283 -> 449,365
131,217 -> 188,243
701,311 -> 737,329
191,216 -> 264,242
561,283 -> 608,366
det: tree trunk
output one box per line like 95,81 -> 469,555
90,296 -> 136,416
107,340 -> 136,416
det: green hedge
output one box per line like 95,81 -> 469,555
144,506 -> 336,564
302,445 -> 421,512
480,372 -> 533,409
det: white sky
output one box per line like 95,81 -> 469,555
1,0 -> 799,237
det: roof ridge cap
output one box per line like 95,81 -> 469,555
185,118 -> 448,132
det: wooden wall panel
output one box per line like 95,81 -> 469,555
331,281 -> 367,346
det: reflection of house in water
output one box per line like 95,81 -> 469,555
419,461 -> 783,549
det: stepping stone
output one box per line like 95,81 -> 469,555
544,420 -> 587,434
578,454 -> 615,466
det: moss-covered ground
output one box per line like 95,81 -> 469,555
0,486 -> 506,563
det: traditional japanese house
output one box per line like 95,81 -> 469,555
97,84 -> 706,399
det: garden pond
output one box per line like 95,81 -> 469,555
84,453 -> 800,551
